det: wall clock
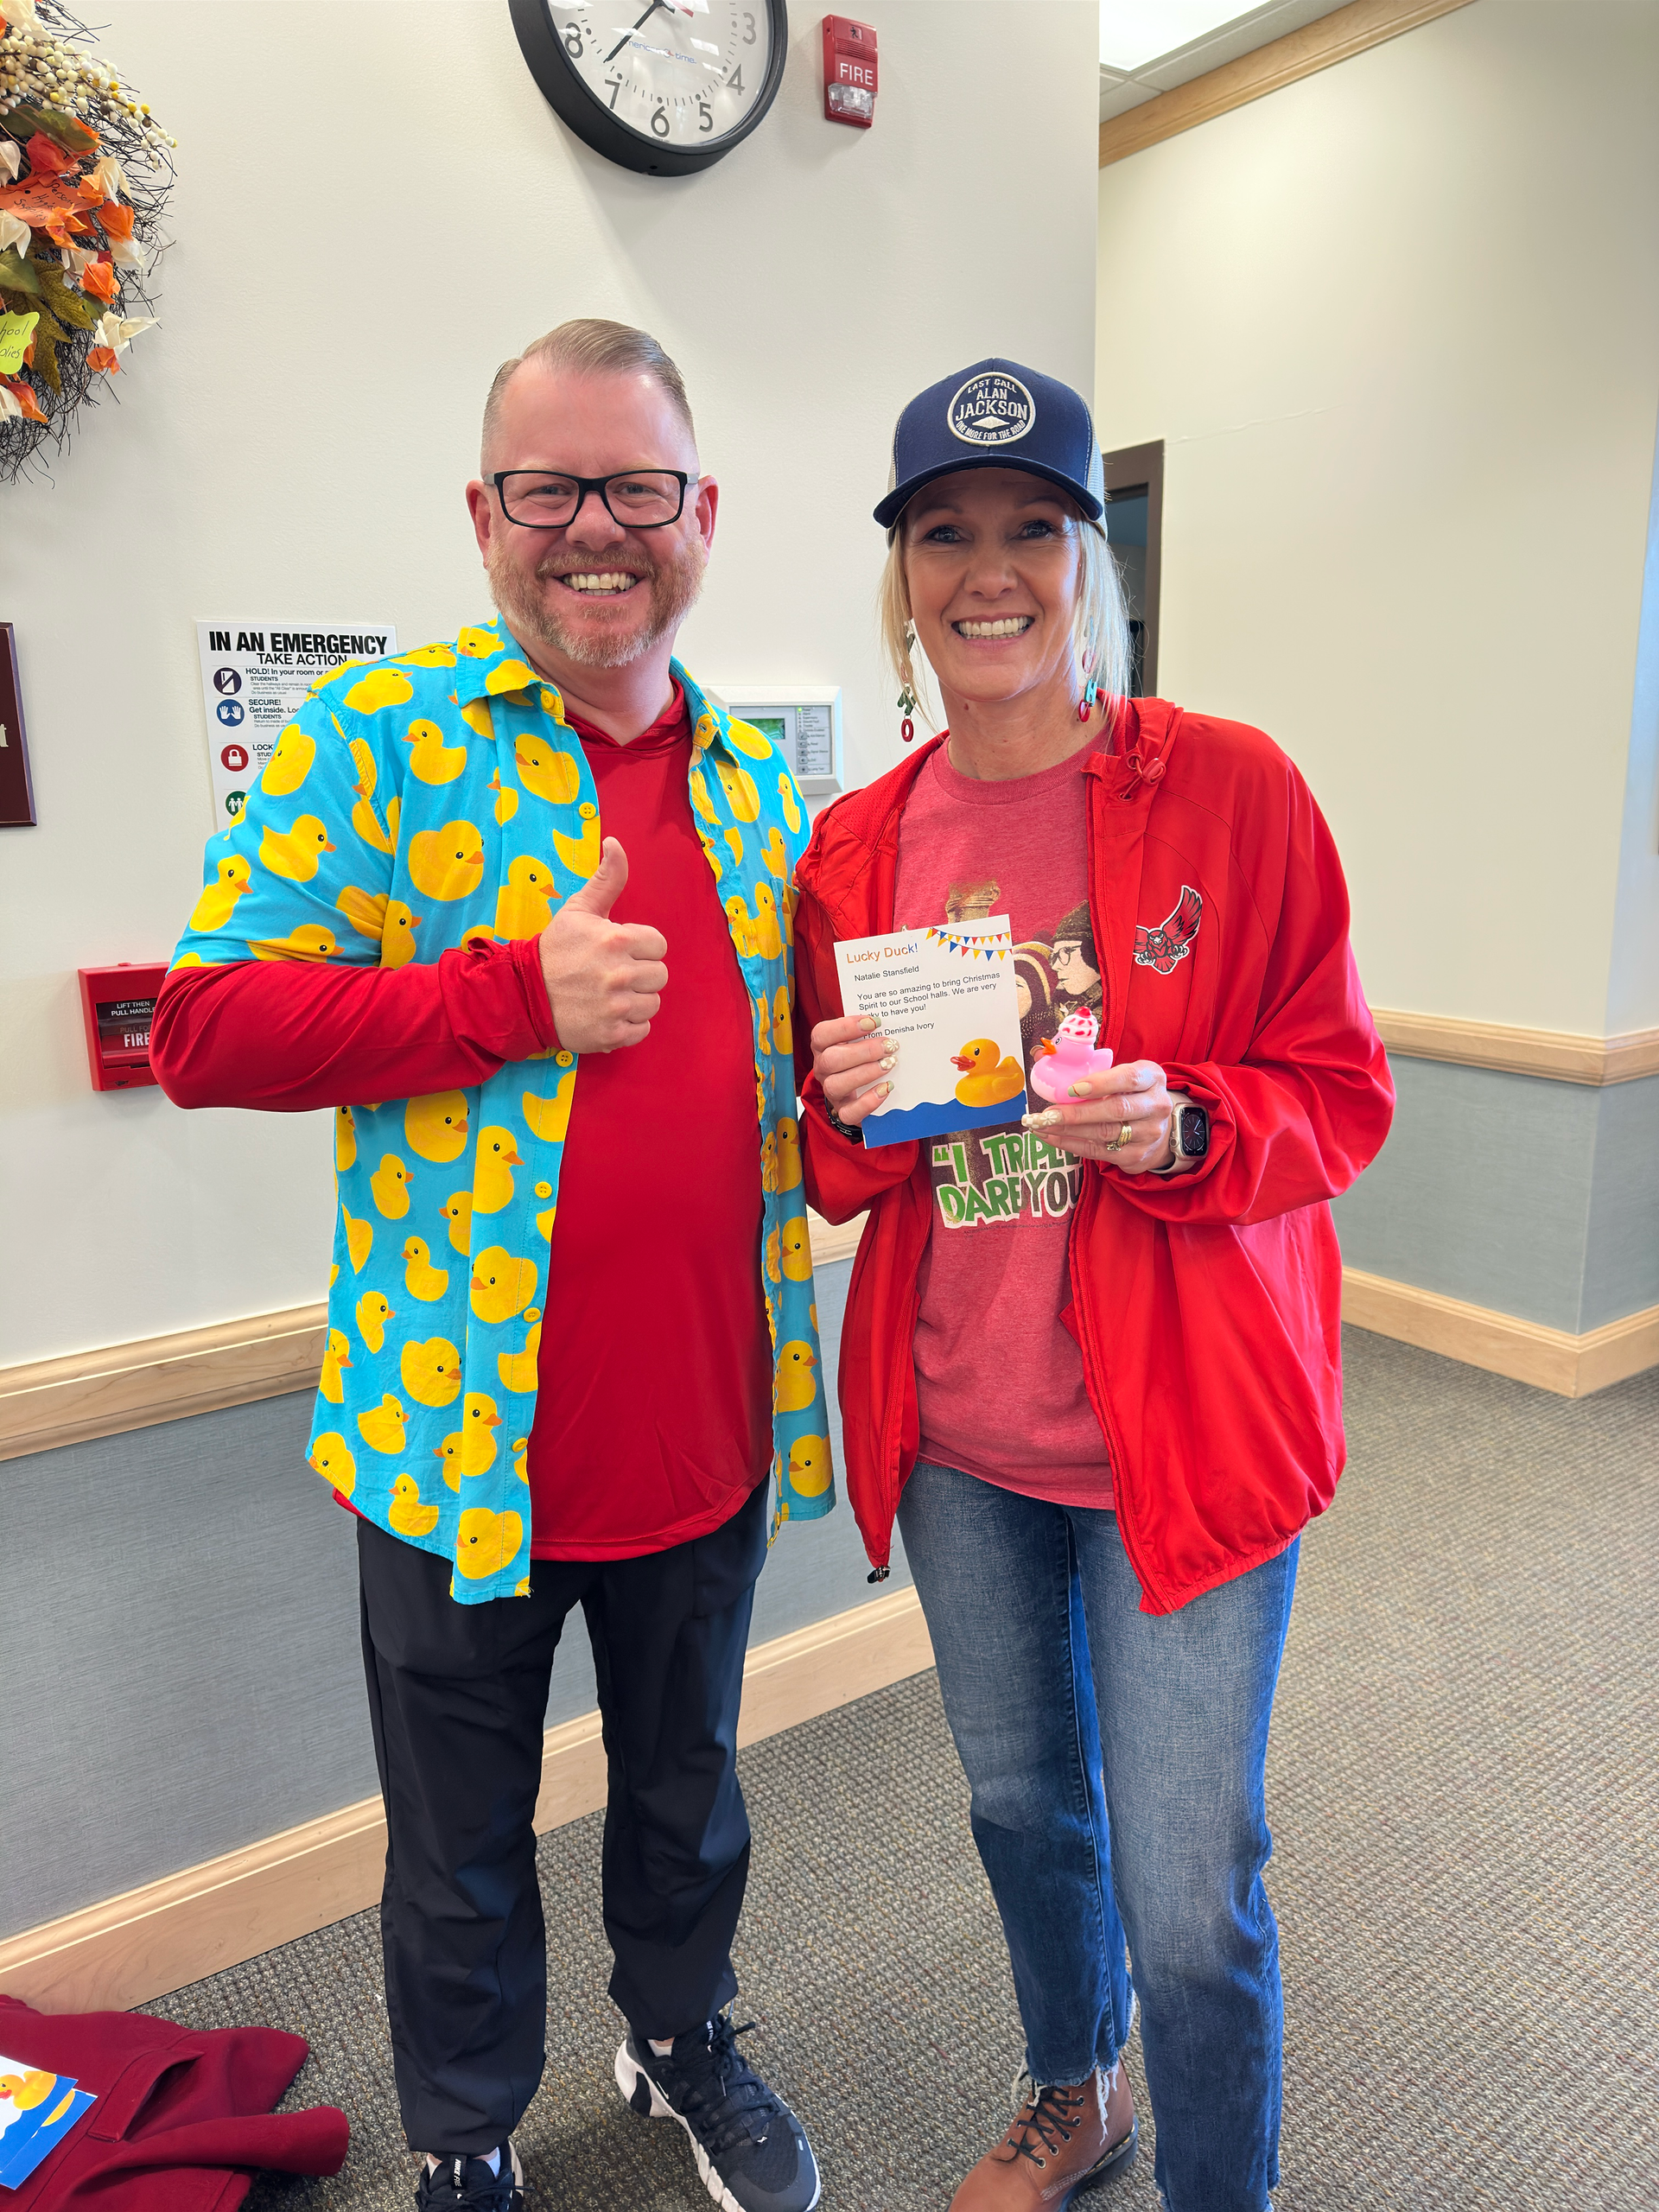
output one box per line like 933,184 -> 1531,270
510,0 -> 789,176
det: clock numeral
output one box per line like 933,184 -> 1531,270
697,99 -> 712,133
562,18 -> 585,57
742,9 -> 756,43
604,73 -> 623,108
650,102 -> 670,137
728,61 -> 744,92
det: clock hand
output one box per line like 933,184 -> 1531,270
604,1 -> 671,63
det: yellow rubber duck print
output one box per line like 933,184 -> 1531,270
776,1114 -> 803,1191
259,814 -> 335,883
551,799 -> 601,878
349,737 -> 395,855
765,1224 -> 781,1284
696,828 -> 724,883
320,1328 -> 352,1402
399,641 -> 458,669
359,1394 -> 410,1456
715,758 -> 761,822
512,1436 -> 530,1484
494,855 -> 559,941
688,766 -> 719,824
774,1338 -> 817,1413
778,773 -> 801,834
342,1203 -> 374,1273
356,1289 -> 395,1353
409,819 -> 486,902
455,1505 -> 523,1580
435,1432 -> 463,1491
781,1215 -> 811,1282
189,855 -> 252,932
401,1333 -> 462,1408
724,826 -> 744,868
262,723 -> 315,797
456,625 -> 502,659
772,988 -> 793,1057
488,770 -> 518,824
370,1153 -> 413,1218
756,993 -> 772,1056
474,1126 -> 523,1214
760,1132 -> 778,1192
387,1469 -> 440,1535
335,1105 -> 356,1172
788,1433 -> 831,1497
402,717 -> 467,785
514,733 -> 582,804
760,825 -> 789,879
249,925 -> 337,963
471,1246 -> 538,1325
498,1319 -> 541,1394
752,882 -> 785,958
522,1073 -> 575,1146
486,658 -> 538,696
344,666 -> 415,715
724,895 -> 757,957
461,1391 -> 504,1477
337,885 -> 389,943
308,1432 -> 356,1496
951,1038 -> 1026,1109
406,1090 -> 469,1164
725,717 -> 774,761
382,900 -> 422,969
402,1235 -> 449,1301
459,696 -> 495,741
441,1190 -> 474,1256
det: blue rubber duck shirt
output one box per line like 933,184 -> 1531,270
173,620 -> 833,1602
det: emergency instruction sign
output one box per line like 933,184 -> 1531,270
195,620 -> 397,827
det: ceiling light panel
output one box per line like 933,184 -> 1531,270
1098,2 -> 1259,73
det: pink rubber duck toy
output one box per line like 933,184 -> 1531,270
1027,1007 -> 1115,1103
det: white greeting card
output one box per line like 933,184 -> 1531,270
833,918 -> 1028,1148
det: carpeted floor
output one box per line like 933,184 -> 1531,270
152,1330 -> 1659,2210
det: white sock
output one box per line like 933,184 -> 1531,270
425,2149 -> 500,2176
648,2037 -> 675,2055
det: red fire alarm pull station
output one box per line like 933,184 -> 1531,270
823,15 -> 877,127
78,963 -> 169,1091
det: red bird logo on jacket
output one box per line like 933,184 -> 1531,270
1134,885 -> 1202,975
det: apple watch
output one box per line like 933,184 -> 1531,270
1154,1091 -> 1210,1173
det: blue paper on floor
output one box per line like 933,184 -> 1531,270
0,2060 -> 97,2190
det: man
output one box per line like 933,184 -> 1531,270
153,320 -> 830,2212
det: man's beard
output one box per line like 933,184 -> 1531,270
486,533 -> 708,670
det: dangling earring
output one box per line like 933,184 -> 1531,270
898,626 -> 918,743
1077,645 -> 1096,723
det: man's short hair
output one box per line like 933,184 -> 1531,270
481,319 -> 696,466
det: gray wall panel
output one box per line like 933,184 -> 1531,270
1582,1075 -> 1659,1331
1332,1058 -> 1600,1331
0,1257 -> 905,1940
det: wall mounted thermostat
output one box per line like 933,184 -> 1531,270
822,15 -> 877,126
78,963 -> 169,1091
708,686 -> 843,798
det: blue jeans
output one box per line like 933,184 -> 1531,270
898,1460 -> 1298,2212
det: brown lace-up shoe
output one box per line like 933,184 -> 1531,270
949,2063 -> 1137,2210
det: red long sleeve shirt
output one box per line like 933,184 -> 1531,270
152,685 -> 771,1559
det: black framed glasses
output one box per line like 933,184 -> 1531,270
489,468 -> 698,530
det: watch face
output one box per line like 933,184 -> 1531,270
1177,1105 -> 1210,1158
513,0 -> 785,174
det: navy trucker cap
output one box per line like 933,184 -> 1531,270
874,358 -> 1105,529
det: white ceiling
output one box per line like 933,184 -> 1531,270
1099,0 -> 1354,123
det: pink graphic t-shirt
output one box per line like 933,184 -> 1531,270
893,735 -> 1112,1510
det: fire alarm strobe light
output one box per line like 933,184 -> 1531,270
823,15 -> 877,127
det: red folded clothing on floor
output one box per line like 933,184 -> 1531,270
0,1995 -> 348,2211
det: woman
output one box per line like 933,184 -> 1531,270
792,359 -> 1394,2212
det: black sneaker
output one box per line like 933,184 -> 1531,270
413,2140 -> 524,2212
614,2007 -> 820,2212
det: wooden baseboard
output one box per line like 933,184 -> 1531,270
1099,0 -> 1476,167
0,1586 -> 934,2018
1342,1268 -> 1659,1397
1371,1010 -> 1659,1086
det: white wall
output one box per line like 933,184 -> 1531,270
0,0 -> 1099,1366
1096,0 -> 1659,1035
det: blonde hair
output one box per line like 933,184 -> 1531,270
878,500 -> 1132,729
481,319 -> 696,467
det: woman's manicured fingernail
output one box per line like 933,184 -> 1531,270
880,1053 -> 897,1071
877,1082 -> 892,1099
1021,1109 -> 1064,1131
1069,1083 -> 1091,1099
858,1015 -> 878,1031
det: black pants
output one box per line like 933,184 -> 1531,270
356,1477 -> 770,2154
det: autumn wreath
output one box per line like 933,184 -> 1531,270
0,0 -> 175,480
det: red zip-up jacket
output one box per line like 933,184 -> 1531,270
791,701 -> 1395,1614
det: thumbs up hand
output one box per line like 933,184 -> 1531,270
537,837 -> 667,1053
